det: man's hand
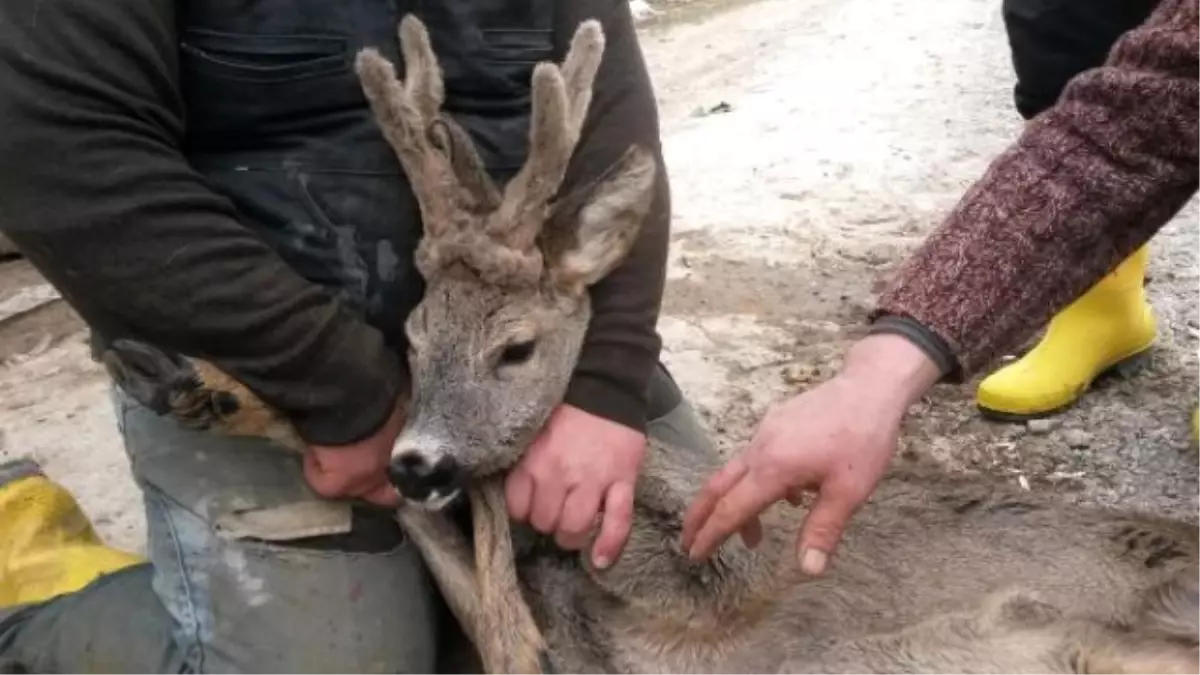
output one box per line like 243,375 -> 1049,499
304,404 -> 406,507
505,404 -> 646,570
680,334 -> 941,575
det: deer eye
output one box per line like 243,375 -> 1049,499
499,340 -> 537,366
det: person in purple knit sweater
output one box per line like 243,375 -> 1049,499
683,0 -> 1198,575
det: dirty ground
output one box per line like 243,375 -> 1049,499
0,0 -> 1196,556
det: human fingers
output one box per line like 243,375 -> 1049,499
680,455 -> 749,552
360,480 -> 403,508
686,470 -> 782,561
504,468 -> 536,522
528,470 -> 569,534
556,485 -> 604,551
795,487 -> 860,576
590,481 -> 635,570
303,452 -> 356,499
738,516 -> 763,549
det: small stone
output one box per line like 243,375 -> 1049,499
1026,418 -> 1059,434
1061,429 -> 1093,449
781,363 -> 818,387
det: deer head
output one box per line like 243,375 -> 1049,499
356,15 -> 658,507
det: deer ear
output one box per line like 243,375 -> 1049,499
546,145 -> 658,292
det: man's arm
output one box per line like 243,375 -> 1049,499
555,0 -> 670,432
872,0 -> 1199,379
0,0 -> 403,445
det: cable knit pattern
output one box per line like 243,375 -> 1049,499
873,0 -> 1198,378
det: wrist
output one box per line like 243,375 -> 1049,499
839,333 -> 941,410
867,314 -> 958,378
307,398 -> 406,452
564,371 -> 648,434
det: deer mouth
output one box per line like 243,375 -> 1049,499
414,487 -> 463,512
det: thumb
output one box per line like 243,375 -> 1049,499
303,451 -> 347,499
795,489 -> 858,576
304,451 -> 397,505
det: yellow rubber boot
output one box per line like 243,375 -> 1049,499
977,246 -> 1156,420
0,458 -> 143,607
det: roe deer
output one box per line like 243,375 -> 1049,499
99,14 -> 1199,674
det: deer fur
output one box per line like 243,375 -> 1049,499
99,14 -> 1200,674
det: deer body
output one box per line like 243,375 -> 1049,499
98,13 -> 1199,673
511,439 -> 1196,673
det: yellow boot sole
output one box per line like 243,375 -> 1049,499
0,459 -> 143,607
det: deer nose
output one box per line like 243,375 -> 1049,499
387,452 -> 463,504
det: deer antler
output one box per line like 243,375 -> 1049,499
490,21 -> 606,251
356,18 -> 453,233
355,16 -> 504,274
356,14 -> 607,288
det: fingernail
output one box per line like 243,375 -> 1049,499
799,547 -> 827,576
593,555 -> 611,569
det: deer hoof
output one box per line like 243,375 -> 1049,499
101,339 -> 199,412
101,339 -> 240,433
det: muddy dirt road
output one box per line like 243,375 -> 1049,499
0,0 -> 1196,554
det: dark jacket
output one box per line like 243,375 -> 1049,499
0,0 -> 670,444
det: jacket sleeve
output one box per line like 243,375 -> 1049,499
0,0 -> 404,445
872,0 -> 1199,379
555,0 -> 671,432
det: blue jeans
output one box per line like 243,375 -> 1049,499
0,364 -> 713,673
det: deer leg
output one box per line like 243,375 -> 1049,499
396,488 -> 547,675
99,339 -> 302,451
470,479 -> 548,674
393,507 -> 489,655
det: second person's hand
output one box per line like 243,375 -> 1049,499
680,334 -> 941,575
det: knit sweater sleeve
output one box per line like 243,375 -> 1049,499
872,0 -> 1198,379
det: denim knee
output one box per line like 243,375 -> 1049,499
113,389 -> 442,673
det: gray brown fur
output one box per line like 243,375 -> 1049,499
99,13 -> 1200,674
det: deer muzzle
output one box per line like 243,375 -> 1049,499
389,435 -> 465,508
